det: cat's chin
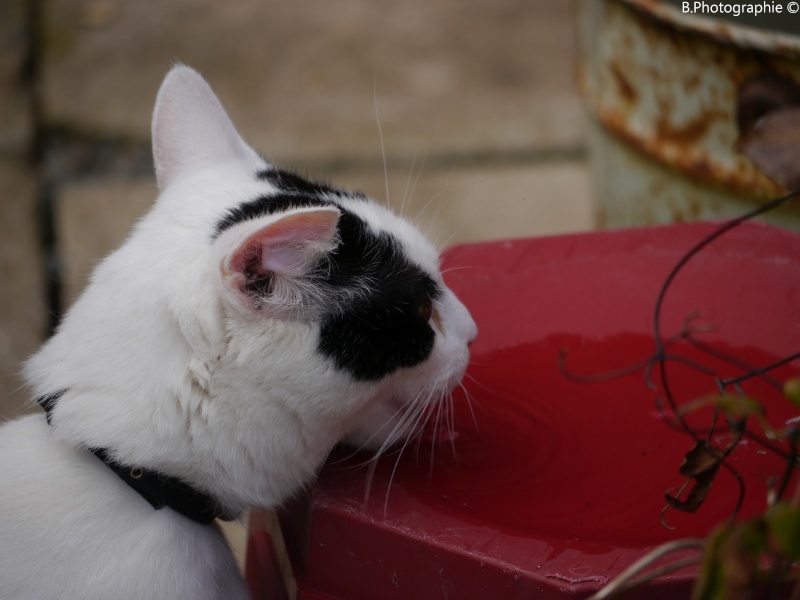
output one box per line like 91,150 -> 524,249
342,377 -> 459,453
342,395 -> 460,456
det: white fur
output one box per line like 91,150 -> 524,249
0,65 -> 476,599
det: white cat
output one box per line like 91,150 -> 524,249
0,65 -> 476,599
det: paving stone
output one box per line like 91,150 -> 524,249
0,160 -> 46,419
42,0 -> 584,163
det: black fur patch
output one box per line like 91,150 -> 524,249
317,212 -> 441,381
37,390 -> 67,424
213,193 -> 330,238
257,167 -> 338,197
257,167 -> 367,201
215,169 -> 441,381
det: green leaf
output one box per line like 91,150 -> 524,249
766,503 -> 800,560
693,527 -> 728,600
693,521 -> 769,600
680,394 -> 776,438
715,394 -> 763,421
737,519 -> 768,559
719,394 -> 778,439
784,377 -> 800,408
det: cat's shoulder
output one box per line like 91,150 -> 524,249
0,415 -> 248,600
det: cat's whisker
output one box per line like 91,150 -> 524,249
392,391 -> 432,448
372,78 -> 391,210
389,390 -> 433,454
427,390 -> 448,477
398,153 -> 415,218
385,396 -> 425,445
414,183 -> 452,232
381,392 -> 435,517
382,445 -> 408,518
365,409 -> 427,501
446,392 -> 458,458
363,452 -> 381,504
410,157 -> 461,228
458,380 -> 480,431
401,154 -> 426,221
423,187 -> 453,247
337,395 -> 426,470
360,434 -> 410,504
411,395 -> 434,465
331,386 -> 437,473
463,371 -> 490,395
326,445 -> 375,469
359,388 -> 430,477
439,264 -> 503,277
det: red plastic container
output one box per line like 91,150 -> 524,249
247,222 -> 800,599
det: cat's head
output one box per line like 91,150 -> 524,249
26,65 -> 476,509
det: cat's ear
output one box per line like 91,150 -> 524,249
152,64 -> 261,191
221,207 -> 341,303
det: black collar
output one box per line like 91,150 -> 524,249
38,392 -> 230,525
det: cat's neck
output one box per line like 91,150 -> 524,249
25,258 -> 373,515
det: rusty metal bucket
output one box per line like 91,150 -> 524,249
577,0 -> 800,229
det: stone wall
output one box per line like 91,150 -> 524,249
1,0 -> 592,429
0,0 -> 45,418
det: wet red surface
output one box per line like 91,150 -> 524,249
257,222 -> 800,600
406,334 -> 798,547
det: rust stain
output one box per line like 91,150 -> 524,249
609,62 -> 638,104
681,157 -> 715,181
595,106 -> 785,198
653,111 -> 719,147
580,0 -> 800,202
622,0 -> 800,59
684,74 -> 701,92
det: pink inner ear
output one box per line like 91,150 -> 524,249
226,209 -> 340,279
259,210 -> 339,246
226,237 -> 262,276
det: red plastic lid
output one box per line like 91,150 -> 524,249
279,222 -> 800,599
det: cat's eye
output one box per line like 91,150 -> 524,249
418,298 -> 433,322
